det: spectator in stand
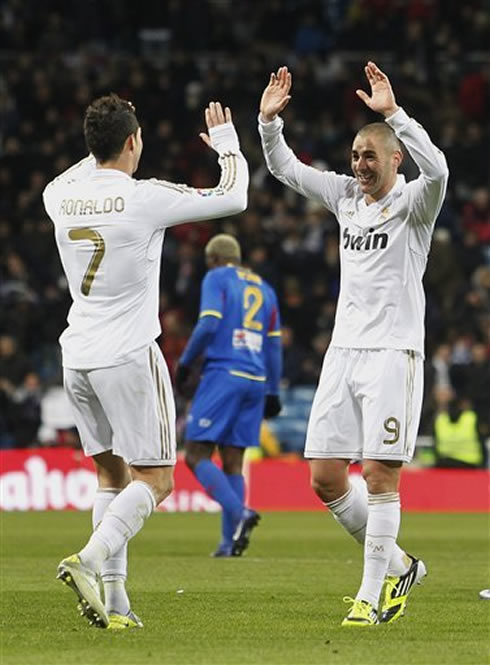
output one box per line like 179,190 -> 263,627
4,372 -> 42,448
432,343 -> 453,391
0,335 -> 41,447
158,307 -> 189,381
280,326 -> 308,389
456,230 -> 486,281
450,343 -> 490,436
462,187 -> 490,245
434,394 -> 486,469
300,330 -> 332,386
0,335 -> 32,391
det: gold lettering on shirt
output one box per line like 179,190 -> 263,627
236,269 -> 262,284
59,196 -> 125,215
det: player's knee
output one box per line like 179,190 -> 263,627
222,461 -> 242,475
311,468 -> 350,503
131,465 -> 174,505
221,449 -> 244,475
311,475 -> 333,502
362,463 -> 400,494
185,442 -> 212,471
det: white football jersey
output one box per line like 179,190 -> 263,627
43,123 -> 248,369
259,108 -> 448,357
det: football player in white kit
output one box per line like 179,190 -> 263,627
43,95 -> 248,629
259,62 -> 448,626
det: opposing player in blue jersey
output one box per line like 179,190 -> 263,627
175,234 -> 282,557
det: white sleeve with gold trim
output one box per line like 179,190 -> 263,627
385,108 -> 449,228
140,122 -> 249,228
258,114 -> 353,216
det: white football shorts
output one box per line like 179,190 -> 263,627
64,342 -> 176,466
304,347 -> 423,463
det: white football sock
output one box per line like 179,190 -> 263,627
387,543 -> 411,577
104,579 -> 130,616
92,488 -> 130,615
92,488 -> 119,528
79,480 -> 155,574
325,484 -> 409,576
326,483 -> 367,544
356,492 -> 401,609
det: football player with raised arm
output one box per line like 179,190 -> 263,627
258,62 -> 448,626
175,234 -> 282,557
43,95 -> 248,629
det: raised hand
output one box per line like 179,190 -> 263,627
260,66 -> 292,122
356,61 -> 399,118
200,101 -> 232,149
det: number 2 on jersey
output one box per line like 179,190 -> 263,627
68,228 -> 105,296
243,286 -> 263,331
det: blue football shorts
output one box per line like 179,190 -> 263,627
185,368 -> 266,448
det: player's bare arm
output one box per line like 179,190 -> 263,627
199,101 -> 233,149
259,66 -> 292,122
356,61 -> 399,118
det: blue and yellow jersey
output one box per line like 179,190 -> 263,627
197,265 -> 281,381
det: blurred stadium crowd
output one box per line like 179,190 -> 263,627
0,0 -> 489,455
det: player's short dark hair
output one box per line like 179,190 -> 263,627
356,122 -> 402,153
83,93 -> 139,162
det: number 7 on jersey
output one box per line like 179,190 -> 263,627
68,228 -> 106,296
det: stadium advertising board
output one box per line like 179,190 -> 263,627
0,448 -> 488,512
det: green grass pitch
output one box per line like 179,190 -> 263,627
1,511 -> 489,665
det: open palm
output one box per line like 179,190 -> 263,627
260,66 -> 292,122
356,61 -> 398,117
199,101 -> 233,150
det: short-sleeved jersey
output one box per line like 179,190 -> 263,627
42,123 -> 248,369
259,108 -> 449,357
198,265 -> 281,380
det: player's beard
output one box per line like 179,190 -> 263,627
356,171 -> 378,193
356,168 -> 393,200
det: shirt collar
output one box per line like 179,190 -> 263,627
92,168 -> 132,180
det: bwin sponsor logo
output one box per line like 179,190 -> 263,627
343,227 -> 389,251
